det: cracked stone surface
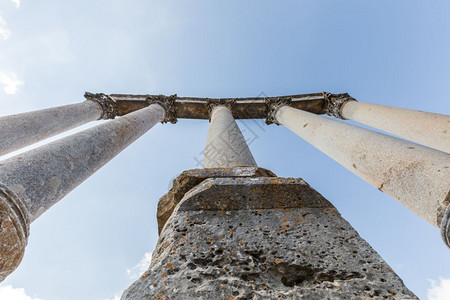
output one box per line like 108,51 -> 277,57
123,175 -> 417,299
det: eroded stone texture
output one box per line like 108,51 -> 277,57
123,176 -> 417,299
157,167 -> 276,234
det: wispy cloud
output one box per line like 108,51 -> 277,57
11,0 -> 20,8
126,252 -> 152,280
0,71 -> 24,94
0,16 -> 11,40
0,285 -> 43,300
428,277 -> 450,300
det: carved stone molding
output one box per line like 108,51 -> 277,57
146,94 -> 178,124
265,97 -> 292,125
323,92 -> 357,119
84,92 -> 119,120
0,183 -> 30,281
205,99 -> 236,121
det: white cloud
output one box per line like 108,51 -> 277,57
0,16 -> 11,40
0,285 -> 43,300
428,277 -> 450,300
0,71 -> 24,94
126,252 -> 152,280
11,0 -> 20,8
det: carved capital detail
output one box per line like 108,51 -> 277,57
205,99 -> 236,120
147,94 -> 178,124
84,92 -> 119,120
265,97 -> 292,125
323,92 -> 357,119
0,183 -> 30,281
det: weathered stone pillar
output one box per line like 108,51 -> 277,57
0,93 -> 119,158
203,105 -> 257,168
323,92 -> 450,154
271,104 -> 450,247
122,168 -> 417,299
0,103 -> 167,282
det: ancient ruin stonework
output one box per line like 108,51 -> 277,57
122,170 -> 417,299
157,167 -> 276,234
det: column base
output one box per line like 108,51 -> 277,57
123,171 -> 417,299
0,184 -> 30,282
441,204 -> 450,248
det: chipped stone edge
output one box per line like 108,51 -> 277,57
156,167 -> 277,234
176,177 -> 332,212
441,204 -> 450,249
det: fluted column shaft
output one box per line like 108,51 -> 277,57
274,105 -> 450,246
0,103 -> 165,281
0,101 -> 106,157
203,105 -> 257,168
341,101 -> 450,154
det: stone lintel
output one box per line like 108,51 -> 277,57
157,167 -> 276,234
124,176 -> 417,299
108,93 -> 326,120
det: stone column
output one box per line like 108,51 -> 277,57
0,103 -> 167,282
323,92 -> 450,154
271,104 -> 450,247
122,169 -> 417,299
203,105 -> 257,168
0,93 -> 119,158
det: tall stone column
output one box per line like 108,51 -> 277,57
122,168 -> 417,299
323,92 -> 450,154
270,104 -> 450,247
203,105 -> 257,168
0,103 -> 168,282
0,93 -> 119,158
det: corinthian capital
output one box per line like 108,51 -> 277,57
323,92 -> 356,119
84,92 -> 119,120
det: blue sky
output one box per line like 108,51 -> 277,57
1,1 -> 450,299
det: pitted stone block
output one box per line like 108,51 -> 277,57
124,177 -> 417,299
178,177 -> 332,212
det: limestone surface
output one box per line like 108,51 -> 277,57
0,100 -> 102,157
157,167 -> 276,233
275,106 -> 450,233
123,175 -> 417,299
